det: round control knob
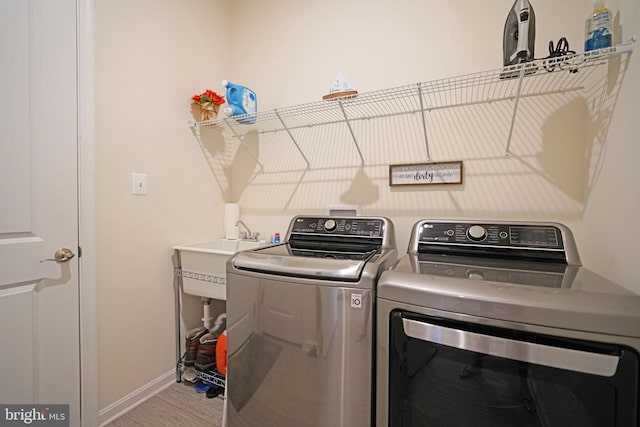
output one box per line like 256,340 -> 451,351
324,219 -> 337,231
467,225 -> 487,242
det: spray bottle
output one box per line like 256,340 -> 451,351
585,1 -> 612,52
221,80 -> 257,124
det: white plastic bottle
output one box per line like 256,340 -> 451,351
585,1 -> 612,52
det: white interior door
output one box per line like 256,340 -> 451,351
0,0 -> 81,425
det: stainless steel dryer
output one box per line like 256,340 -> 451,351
226,215 -> 397,427
377,220 -> 640,427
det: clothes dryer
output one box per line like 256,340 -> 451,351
377,220 -> 640,427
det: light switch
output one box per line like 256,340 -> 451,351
132,173 -> 147,195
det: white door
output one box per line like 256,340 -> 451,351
0,0 -> 81,425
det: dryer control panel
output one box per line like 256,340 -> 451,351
417,222 -> 564,249
410,220 -> 580,263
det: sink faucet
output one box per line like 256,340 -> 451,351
235,220 -> 260,241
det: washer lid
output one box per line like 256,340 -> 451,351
232,245 -> 374,281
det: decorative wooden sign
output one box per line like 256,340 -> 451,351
389,161 -> 463,186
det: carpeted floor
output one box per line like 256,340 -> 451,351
104,382 -> 224,427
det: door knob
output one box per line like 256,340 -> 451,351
41,248 -> 76,263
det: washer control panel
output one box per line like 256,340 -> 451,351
418,222 -> 564,249
291,217 -> 385,237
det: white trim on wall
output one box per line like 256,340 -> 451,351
78,0 -> 99,425
97,369 -> 176,426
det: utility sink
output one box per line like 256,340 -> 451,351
173,239 -> 266,300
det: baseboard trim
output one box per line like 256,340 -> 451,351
98,369 -> 176,426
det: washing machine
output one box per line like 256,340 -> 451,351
377,220 -> 640,427
226,215 -> 397,427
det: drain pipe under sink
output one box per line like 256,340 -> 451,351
204,304 -> 226,334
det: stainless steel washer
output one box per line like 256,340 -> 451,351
377,220 -> 640,427
227,215 -> 397,427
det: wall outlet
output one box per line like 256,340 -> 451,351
327,204 -> 359,216
132,173 -> 147,195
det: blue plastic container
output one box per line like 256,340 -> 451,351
221,80 -> 257,124
585,6 -> 612,52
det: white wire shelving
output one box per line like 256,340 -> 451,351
177,362 -> 226,389
189,39 -> 635,165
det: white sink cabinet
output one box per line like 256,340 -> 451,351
172,238 -> 267,406
173,239 -> 265,300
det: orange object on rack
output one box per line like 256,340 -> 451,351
216,329 -> 227,376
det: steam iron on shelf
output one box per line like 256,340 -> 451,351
501,0 -> 538,79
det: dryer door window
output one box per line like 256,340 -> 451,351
387,311 -> 639,427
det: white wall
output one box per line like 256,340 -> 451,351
227,0 -> 639,285
580,0 -> 640,289
94,0 -> 640,413
95,0 -> 231,408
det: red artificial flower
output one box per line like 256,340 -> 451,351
191,89 -> 225,106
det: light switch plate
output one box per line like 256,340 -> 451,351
132,173 -> 147,195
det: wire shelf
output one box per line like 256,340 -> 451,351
188,39 -> 635,163
178,362 -> 226,389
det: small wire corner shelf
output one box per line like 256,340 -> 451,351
177,362 -> 226,389
189,38 -> 635,166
